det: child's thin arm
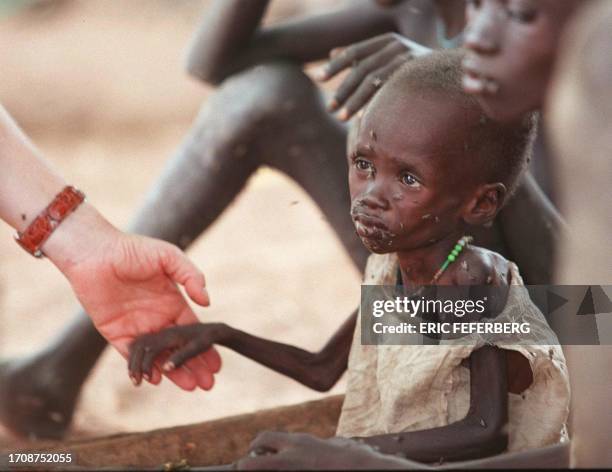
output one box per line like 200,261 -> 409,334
128,310 -> 357,391
356,346 -> 509,463
185,0 -> 398,85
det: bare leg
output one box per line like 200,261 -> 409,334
0,61 -> 366,439
0,317 -> 106,439
240,62 -> 369,268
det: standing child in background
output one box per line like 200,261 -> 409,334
129,51 -> 569,468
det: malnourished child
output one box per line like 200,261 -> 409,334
128,50 -> 570,464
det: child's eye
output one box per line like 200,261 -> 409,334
354,157 -> 373,172
400,173 -> 421,187
508,8 -> 537,23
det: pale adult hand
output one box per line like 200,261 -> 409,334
315,33 -> 431,121
44,203 -> 222,391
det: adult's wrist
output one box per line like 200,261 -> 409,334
42,201 -> 120,276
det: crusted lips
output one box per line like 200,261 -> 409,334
352,212 -> 389,231
352,212 -> 396,245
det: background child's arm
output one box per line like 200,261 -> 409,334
355,346 -> 509,462
128,310 -> 357,391
185,0 -> 399,85
499,172 -> 567,284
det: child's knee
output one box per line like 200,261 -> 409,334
214,61 -> 319,125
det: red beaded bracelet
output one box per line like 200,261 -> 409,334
15,186 -> 86,258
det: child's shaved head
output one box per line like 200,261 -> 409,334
370,50 -> 536,197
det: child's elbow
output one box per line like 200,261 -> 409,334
184,50 -> 227,86
476,417 -> 509,456
185,60 -> 223,86
305,375 -> 337,392
483,429 -> 508,456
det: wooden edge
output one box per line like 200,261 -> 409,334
0,395 -> 344,470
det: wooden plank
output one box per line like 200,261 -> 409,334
3,395 -> 344,470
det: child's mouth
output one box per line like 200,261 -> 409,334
461,59 -> 500,96
352,213 -> 396,248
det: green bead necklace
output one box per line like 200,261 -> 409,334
430,235 -> 473,284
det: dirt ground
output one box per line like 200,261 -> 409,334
0,0 -> 360,447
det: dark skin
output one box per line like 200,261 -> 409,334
0,0 -> 543,440
461,0 -> 582,200
0,0 -> 443,439
129,87 -> 536,467
461,0 -> 601,335
315,0 -> 465,120
460,0 -> 584,281
462,0 -> 583,123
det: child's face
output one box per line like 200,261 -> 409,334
348,92 -> 482,254
462,0 -> 580,123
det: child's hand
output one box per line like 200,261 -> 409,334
236,432 -> 413,470
314,33 -> 431,121
128,323 -> 225,386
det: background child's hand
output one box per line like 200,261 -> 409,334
315,33 -> 431,121
236,431 -> 412,470
128,323 -> 226,386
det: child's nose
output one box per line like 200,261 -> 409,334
361,185 -> 390,211
464,6 -> 501,55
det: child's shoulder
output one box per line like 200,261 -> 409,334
448,245 -> 513,286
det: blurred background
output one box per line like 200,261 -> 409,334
0,0 -> 360,448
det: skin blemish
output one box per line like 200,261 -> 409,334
290,200 -> 299,206
21,213 -> 26,221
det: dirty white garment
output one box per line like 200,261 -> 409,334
337,253 -> 570,452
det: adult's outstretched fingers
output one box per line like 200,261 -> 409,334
159,243 -> 210,307
163,362 -> 199,391
184,356 -> 216,390
200,347 -> 222,373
